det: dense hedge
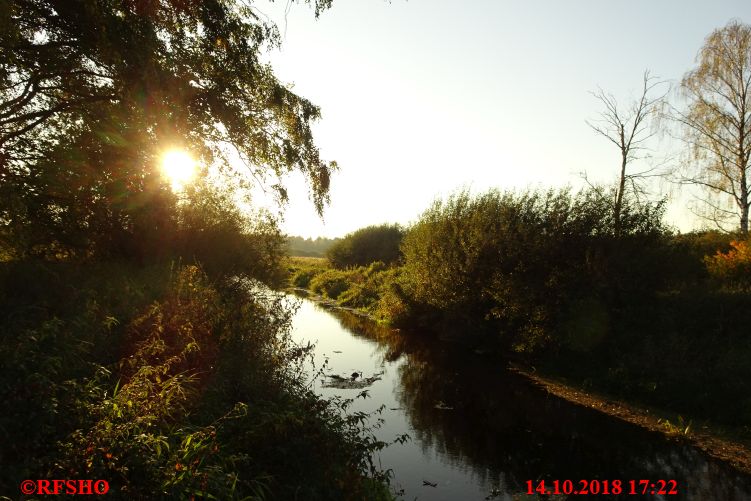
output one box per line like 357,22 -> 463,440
398,188 -> 670,350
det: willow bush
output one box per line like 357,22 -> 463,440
399,187 -> 669,352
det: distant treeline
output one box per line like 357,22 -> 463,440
287,236 -> 341,257
289,186 -> 751,429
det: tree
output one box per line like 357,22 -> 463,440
326,224 -> 404,268
672,19 -> 751,235
586,70 -> 666,235
0,0 -> 336,257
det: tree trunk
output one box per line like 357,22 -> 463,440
740,110 -> 748,236
741,169 -> 749,236
614,138 -> 627,237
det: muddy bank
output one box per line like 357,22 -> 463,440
289,286 -> 751,478
512,364 -> 751,476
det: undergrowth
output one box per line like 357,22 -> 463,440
0,260 -> 394,499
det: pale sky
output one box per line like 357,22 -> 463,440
251,0 -> 751,238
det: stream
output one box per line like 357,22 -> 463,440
288,296 -> 751,500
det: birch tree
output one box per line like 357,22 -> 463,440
673,19 -> 751,235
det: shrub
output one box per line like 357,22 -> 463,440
399,187 -> 669,352
292,268 -> 319,288
338,264 -> 388,310
177,182 -> 286,285
373,272 -> 412,325
310,268 -> 353,299
0,262 -> 393,499
287,256 -> 329,289
327,224 -> 404,268
705,239 -> 751,291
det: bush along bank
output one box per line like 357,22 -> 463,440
0,260 -> 394,500
288,258 -> 408,323
288,187 -> 751,433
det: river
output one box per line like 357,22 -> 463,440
288,296 -> 751,500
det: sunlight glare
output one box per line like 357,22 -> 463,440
161,150 -> 196,188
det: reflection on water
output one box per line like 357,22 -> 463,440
289,297 -> 751,500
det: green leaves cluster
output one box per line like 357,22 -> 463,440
1,0 -> 335,258
288,257 -> 399,320
0,261 -> 393,499
326,224 -> 404,269
399,187 -> 669,351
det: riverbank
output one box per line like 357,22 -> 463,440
291,289 -> 751,500
289,287 -> 380,320
288,275 -> 751,477
0,260 -> 394,499
286,253 -> 751,478
511,365 -> 751,475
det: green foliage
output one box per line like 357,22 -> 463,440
287,235 -> 341,257
1,0 -> 335,260
373,274 -> 412,325
559,287 -> 751,427
310,268 -> 352,299
337,262 -> 389,309
399,187 -> 669,351
327,224 -> 404,269
292,268 -> 319,289
287,256 -> 329,288
176,181 -> 286,285
286,258 -> 404,322
657,230 -> 735,289
0,260 -> 171,491
525,228 -> 751,427
0,262 -> 393,498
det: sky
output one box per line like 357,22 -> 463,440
250,0 -> 751,238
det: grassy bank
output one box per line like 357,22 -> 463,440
0,259 -> 393,499
287,257 -> 405,323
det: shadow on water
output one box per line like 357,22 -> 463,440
293,298 -> 751,500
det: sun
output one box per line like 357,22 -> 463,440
161,150 -> 196,188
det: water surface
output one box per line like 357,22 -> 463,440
289,297 -> 751,500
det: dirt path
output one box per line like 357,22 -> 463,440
511,365 -> 751,475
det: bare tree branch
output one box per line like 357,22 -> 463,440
585,69 -> 669,235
